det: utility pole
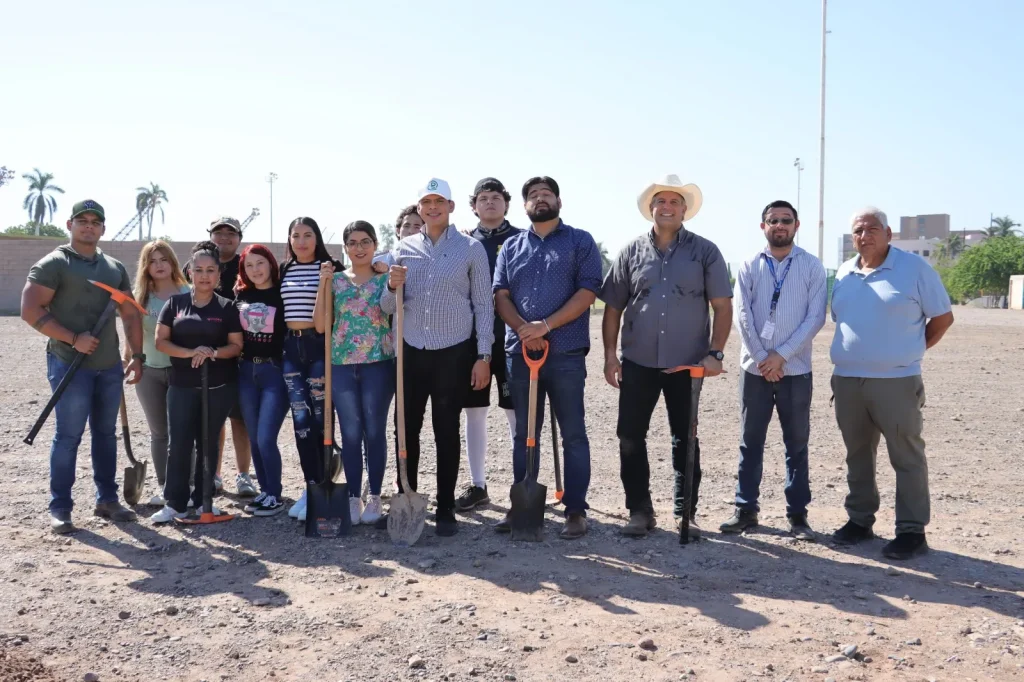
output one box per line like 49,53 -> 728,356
267,172 -> 278,242
794,157 -> 804,245
816,0 -> 828,262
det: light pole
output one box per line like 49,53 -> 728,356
816,0 -> 828,262
267,172 -> 278,242
794,157 -> 804,245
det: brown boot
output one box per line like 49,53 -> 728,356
620,511 -> 656,537
559,513 -> 588,539
94,501 -> 137,522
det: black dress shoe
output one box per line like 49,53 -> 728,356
831,520 -> 874,545
882,532 -> 928,560
435,512 -> 458,537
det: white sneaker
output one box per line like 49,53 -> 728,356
213,474 -> 224,493
148,493 -> 166,507
289,492 -> 307,519
235,472 -> 258,497
151,506 -> 186,524
297,499 -> 307,522
361,495 -> 383,525
349,497 -> 363,525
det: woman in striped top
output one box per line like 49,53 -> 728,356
279,217 -> 346,521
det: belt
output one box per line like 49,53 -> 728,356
287,327 -> 320,337
241,355 -> 279,365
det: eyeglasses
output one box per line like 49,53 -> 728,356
346,239 -> 375,249
765,218 -> 795,226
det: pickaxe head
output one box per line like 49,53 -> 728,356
89,280 -> 146,315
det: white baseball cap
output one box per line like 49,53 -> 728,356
417,177 -> 452,202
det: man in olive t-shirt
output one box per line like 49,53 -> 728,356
21,199 -> 145,534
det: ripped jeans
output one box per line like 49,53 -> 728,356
283,330 -> 326,484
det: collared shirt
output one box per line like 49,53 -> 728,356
735,245 -> 827,376
830,246 -> 951,378
599,228 -> 732,368
494,221 -> 603,355
379,224 -> 494,354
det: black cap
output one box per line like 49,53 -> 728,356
521,176 -> 560,200
473,177 -> 507,196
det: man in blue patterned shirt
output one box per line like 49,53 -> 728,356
493,176 -> 603,539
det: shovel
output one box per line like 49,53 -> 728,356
509,341 -> 549,542
663,364 -> 705,545
119,392 -> 147,506
550,402 -> 563,505
177,362 -> 236,525
305,279 -> 351,538
388,285 -> 428,546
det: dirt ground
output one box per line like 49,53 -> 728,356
1,308 -> 1023,682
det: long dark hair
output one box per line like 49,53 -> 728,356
280,216 -> 344,278
234,244 -> 281,295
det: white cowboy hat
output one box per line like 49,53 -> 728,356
637,174 -> 703,223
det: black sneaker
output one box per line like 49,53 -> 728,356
374,512 -> 389,530
50,510 -> 74,535
719,508 -> 758,534
253,495 -> 285,517
787,514 -> 815,541
882,532 -> 928,560
455,485 -> 490,512
831,520 -> 874,545
493,512 -> 512,534
244,492 -> 268,514
435,511 -> 458,537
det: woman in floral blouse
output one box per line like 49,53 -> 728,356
315,221 -> 396,525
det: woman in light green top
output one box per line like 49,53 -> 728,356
124,240 -> 190,505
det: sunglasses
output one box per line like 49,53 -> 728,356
765,218 -> 795,226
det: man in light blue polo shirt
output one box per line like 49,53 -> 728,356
829,207 -> 954,560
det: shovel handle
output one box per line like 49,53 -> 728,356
119,391 -> 139,466
522,341 -> 549,380
395,284 -> 409,457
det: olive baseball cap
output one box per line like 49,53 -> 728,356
70,199 -> 105,222
209,216 -> 243,234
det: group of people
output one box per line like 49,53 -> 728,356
21,172 -> 954,560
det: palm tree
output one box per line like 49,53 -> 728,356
22,169 -> 65,236
595,241 -> 612,278
939,233 -> 965,261
985,215 -> 1021,238
135,183 -> 168,240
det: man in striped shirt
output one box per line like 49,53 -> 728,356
721,200 -> 827,538
381,178 -> 494,537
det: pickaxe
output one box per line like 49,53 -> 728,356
25,280 -> 146,445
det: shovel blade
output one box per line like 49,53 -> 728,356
122,460 -> 147,506
304,480 -> 352,538
387,491 -> 428,546
509,479 -> 547,542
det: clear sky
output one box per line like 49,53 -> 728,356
2,0 -> 1021,269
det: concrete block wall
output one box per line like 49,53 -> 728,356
0,236 -> 347,314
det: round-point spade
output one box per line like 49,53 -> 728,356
509,342 -> 549,542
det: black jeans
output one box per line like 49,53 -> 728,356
165,383 -> 237,512
617,359 -> 701,519
395,339 -> 474,514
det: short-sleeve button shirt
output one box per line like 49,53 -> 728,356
493,221 -> 603,355
599,228 -> 733,368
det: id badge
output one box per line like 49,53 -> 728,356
759,319 -> 776,341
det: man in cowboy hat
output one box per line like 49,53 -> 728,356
599,174 -> 733,538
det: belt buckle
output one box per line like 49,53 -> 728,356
253,356 -> 264,364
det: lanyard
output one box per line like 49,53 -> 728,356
762,254 -> 793,316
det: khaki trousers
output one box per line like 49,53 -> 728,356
831,375 -> 929,533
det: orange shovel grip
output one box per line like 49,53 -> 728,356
663,364 -> 705,378
522,341 -> 549,379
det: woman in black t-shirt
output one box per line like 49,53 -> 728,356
233,245 -> 288,516
150,241 -> 243,523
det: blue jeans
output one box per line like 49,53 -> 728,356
332,360 -> 395,498
507,351 -> 591,516
282,331 -> 327,484
735,371 -> 813,516
45,353 -> 124,513
238,360 -> 289,498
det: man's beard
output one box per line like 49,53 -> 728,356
769,232 -> 794,248
527,204 -> 560,222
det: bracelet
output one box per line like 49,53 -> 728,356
543,319 -> 551,333
71,333 -> 79,348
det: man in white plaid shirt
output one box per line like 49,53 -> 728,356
380,178 -> 494,537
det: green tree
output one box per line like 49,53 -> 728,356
22,169 -> 65,235
985,215 -> 1021,238
596,241 -> 612,278
4,222 -> 69,238
943,235 -> 1024,302
936,234 -> 965,263
135,183 -> 169,240
377,223 -> 396,254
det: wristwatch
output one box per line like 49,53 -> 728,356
132,353 -> 147,363
477,354 -> 492,363
708,350 -> 724,361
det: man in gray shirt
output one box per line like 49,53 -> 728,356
599,175 -> 733,538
